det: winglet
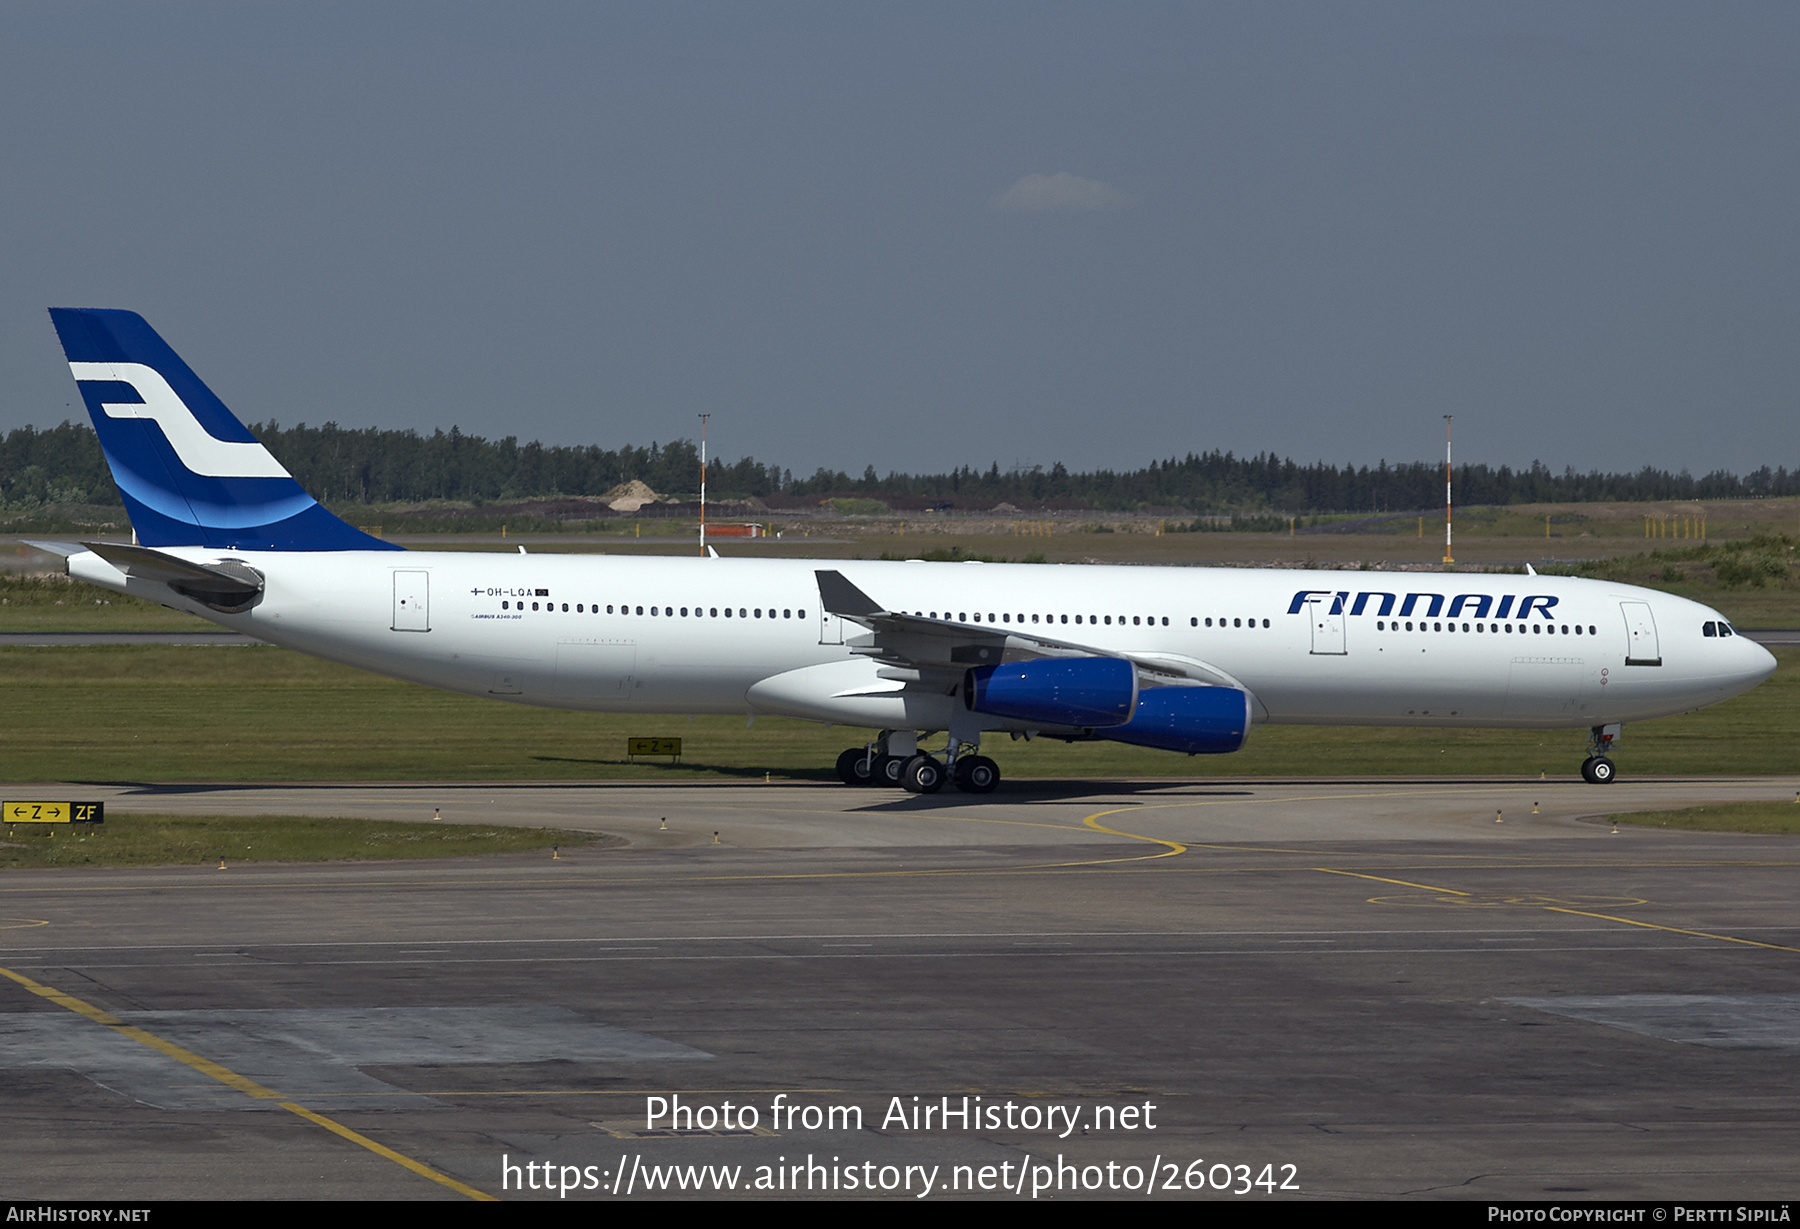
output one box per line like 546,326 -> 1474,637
815,570 -> 883,617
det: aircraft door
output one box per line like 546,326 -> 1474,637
392,570 -> 429,632
1308,597 -> 1346,655
819,609 -> 845,645
1620,601 -> 1661,666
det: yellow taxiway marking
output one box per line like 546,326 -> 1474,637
1539,907 -> 1800,955
1313,867 -> 1470,895
1080,807 -> 1188,857
1310,869 -> 1800,956
0,964 -> 494,1201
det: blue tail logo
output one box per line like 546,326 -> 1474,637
49,309 -> 397,551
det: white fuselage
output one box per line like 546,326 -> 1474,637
68,549 -> 1777,738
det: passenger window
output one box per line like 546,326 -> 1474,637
1262,619 -> 1269,628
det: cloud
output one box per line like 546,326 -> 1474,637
991,172 -> 1134,214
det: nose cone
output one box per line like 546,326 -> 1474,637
1742,636 -> 1779,689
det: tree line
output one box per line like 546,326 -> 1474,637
3,420 -> 1796,513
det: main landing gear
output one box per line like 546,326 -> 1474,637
1580,723 -> 1621,784
835,732 -> 999,794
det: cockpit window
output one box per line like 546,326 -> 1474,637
1703,621 -> 1717,637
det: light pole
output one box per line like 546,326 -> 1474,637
698,414 -> 710,556
1442,415 -> 1454,565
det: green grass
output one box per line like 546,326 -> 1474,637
1,644 -> 1796,783
0,812 -> 604,869
1544,535 -> 1800,626
1606,802 -> 1800,835
0,572 -> 212,632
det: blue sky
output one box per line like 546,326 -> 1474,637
3,2 -> 1796,479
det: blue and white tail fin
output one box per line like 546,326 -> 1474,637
48,309 -> 397,551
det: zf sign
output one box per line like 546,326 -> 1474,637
4,802 -> 104,824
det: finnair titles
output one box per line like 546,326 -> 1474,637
38,309 -> 1776,794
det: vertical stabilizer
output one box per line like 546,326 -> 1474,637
48,309 -> 397,551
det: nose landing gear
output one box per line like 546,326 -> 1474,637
1580,724 -> 1621,784
1580,756 -> 1616,784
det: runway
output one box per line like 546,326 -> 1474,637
3,777 -> 1799,1201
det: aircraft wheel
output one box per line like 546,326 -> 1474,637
871,754 -> 905,788
901,754 -> 944,794
836,748 -> 873,786
954,755 -> 1000,794
1587,756 -> 1617,785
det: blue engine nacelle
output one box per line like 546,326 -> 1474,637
964,657 -> 1137,727
1103,686 -> 1250,755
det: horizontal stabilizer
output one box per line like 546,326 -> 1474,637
82,541 -> 265,613
21,540 -> 85,558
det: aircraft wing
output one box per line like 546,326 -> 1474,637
814,569 -> 1254,700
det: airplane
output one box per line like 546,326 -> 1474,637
33,308 -> 1778,793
